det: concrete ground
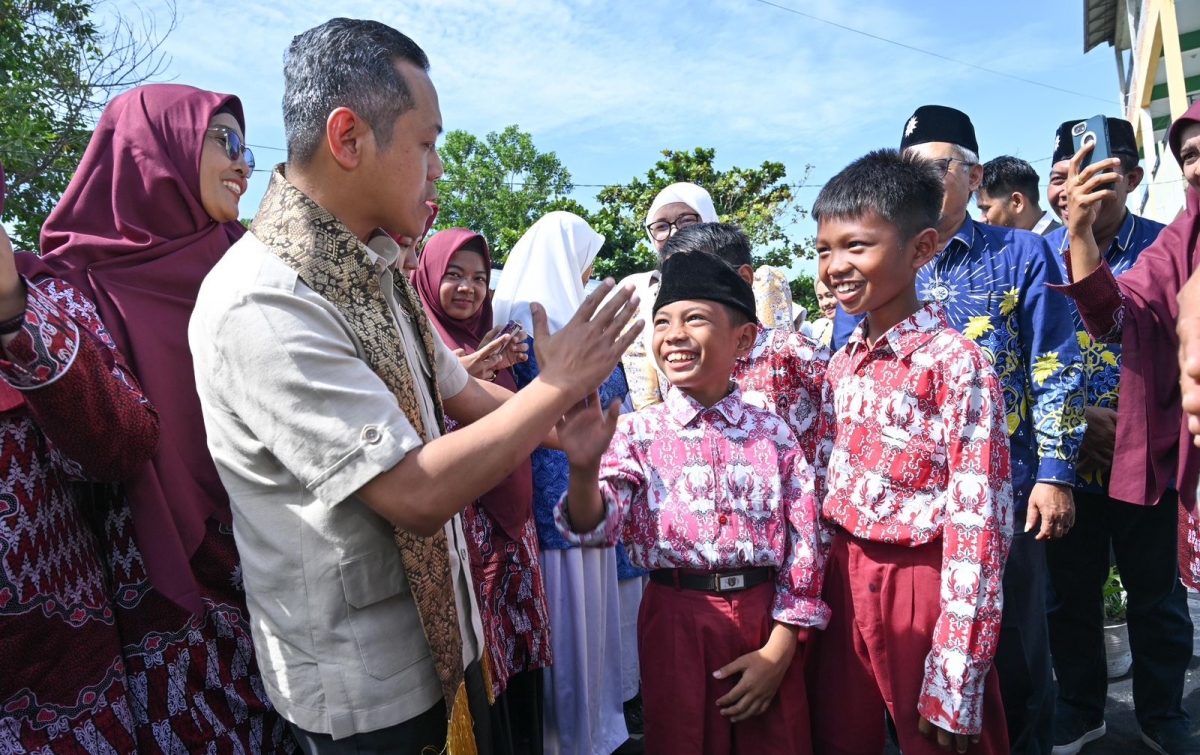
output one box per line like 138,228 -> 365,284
884,591 -> 1200,754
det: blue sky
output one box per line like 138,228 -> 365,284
136,0 -> 1122,273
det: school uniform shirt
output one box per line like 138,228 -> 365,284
1043,211 -> 1165,493
733,326 -> 830,473
554,385 -> 830,629
832,216 -> 1084,510
818,301 -> 1015,735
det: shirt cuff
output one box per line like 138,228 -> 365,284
771,595 -> 831,629
552,492 -> 619,547
311,419 -> 424,506
1046,261 -> 1124,341
1036,458 -> 1076,487
0,280 -> 81,390
918,651 -> 989,735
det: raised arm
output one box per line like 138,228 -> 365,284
0,228 -> 159,481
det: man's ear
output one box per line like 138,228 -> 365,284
911,227 -> 940,270
325,107 -> 371,170
738,264 -> 755,286
1010,192 -> 1026,214
967,162 -> 984,192
1124,165 -> 1145,192
734,321 -> 759,358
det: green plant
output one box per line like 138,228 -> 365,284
1103,567 -> 1127,622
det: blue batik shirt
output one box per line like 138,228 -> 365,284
1044,211 -> 1165,494
833,216 -> 1086,511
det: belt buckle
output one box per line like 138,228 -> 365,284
716,574 -> 745,592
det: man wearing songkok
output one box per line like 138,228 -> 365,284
1044,118 -> 1194,755
808,148 -> 1013,755
660,222 -> 830,477
831,105 -> 1084,755
555,251 -> 828,755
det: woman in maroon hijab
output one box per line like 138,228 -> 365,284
1055,101 -> 1200,591
33,84 -> 295,753
414,229 -> 549,755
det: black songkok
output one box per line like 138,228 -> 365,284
1052,117 -> 1139,164
653,251 -> 757,324
899,105 -> 979,155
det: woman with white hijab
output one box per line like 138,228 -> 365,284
496,212 -> 631,755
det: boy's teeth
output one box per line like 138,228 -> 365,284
836,282 -> 861,293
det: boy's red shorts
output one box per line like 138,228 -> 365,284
805,529 -> 1009,755
638,576 -> 812,755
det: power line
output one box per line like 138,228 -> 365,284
748,0 -> 1114,105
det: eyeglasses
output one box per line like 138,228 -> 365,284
645,212 -> 701,242
206,127 -> 255,176
928,157 -> 975,179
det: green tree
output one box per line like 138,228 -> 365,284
1,0 -> 175,248
436,125 -> 575,263
790,270 -> 819,322
590,147 -> 814,281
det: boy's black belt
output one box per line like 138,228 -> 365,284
649,567 -> 773,593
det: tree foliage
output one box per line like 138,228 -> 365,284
789,270 -> 819,321
435,125 -> 575,263
0,0 -> 175,249
589,148 -> 814,281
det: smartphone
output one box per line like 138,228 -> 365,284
498,320 -> 522,339
1072,115 -> 1113,173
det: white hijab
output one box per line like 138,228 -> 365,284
644,182 -> 719,244
492,211 -> 605,335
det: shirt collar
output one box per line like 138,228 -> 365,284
365,232 -> 401,271
943,214 -> 977,255
846,301 -> 948,360
665,383 -> 745,427
1112,210 -> 1137,253
1031,210 -> 1056,236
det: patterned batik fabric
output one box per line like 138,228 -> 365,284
100,510 -> 298,755
554,385 -> 830,630
461,502 -> 553,697
817,301 -> 1014,735
0,277 -> 159,755
733,327 -> 830,475
1044,212 -> 1165,492
751,265 -> 795,332
835,218 -> 1086,509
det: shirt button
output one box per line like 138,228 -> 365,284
361,426 -> 382,444
718,514 -> 728,525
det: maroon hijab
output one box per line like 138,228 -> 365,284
414,229 -> 534,541
33,84 -> 247,614
1107,101 -> 1200,511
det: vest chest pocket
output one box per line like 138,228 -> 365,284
340,549 -> 427,680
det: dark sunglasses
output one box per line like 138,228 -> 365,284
206,126 -> 255,176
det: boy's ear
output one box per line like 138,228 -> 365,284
734,321 -> 759,358
911,227 -> 940,270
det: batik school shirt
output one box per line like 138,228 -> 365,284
1043,211 -> 1165,493
818,302 -> 1014,735
734,327 -> 830,474
554,385 -> 830,629
833,216 -> 1084,511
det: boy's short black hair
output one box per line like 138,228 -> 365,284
979,156 -> 1041,204
812,149 -> 943,242
661,222 -> 753,268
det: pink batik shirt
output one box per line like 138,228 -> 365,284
554,385 -> 830,629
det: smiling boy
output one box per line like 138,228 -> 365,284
806,150 -> 1014,755
554,250 -> 829,755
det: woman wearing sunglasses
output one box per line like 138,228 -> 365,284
30,84 -> 294,754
